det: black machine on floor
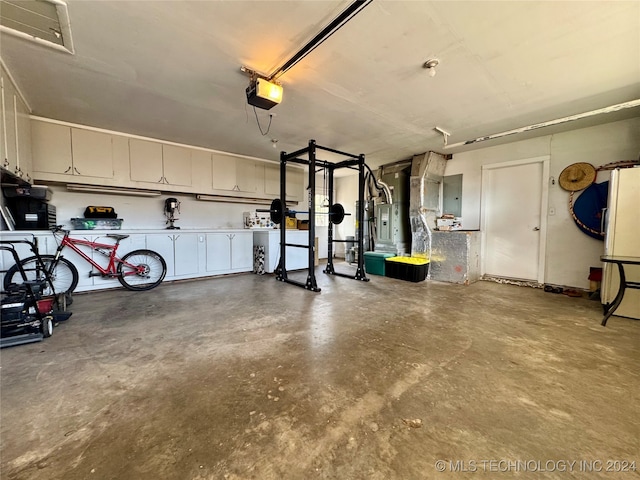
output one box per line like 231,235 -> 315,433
0,241 -> 71,348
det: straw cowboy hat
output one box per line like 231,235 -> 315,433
559,162 -> 597,191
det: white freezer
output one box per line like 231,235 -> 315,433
601,167 -> 640,319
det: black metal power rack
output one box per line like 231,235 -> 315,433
275,139 -> 369,292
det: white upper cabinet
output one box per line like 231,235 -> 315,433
0,76 -> 4,168
129,139 -> 192,187
264,163 -> 304,201
29,117 -> 291,199
236,158 -> 257,193
32,122 -> 114,179
162,144 -> 192,186
15,90 -> 32,182
1,72 -> 17,173
211,154 -> 256,193
71,128 -> 113,178
31,121 -> 72,174
191,150 -> 212,193
129,139 -> 162,183
1,67 -> 31,181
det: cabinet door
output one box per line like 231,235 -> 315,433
146,234 -> 176,277
130,139 -> 163,183
264,163 -> 280,196
71,128 -> 114,178
285,231 -> 310,270
0,75 -> 5,166
162,144 -> 192,186
174,234 -> 199,276
264,163 -> 303,201
211,153 -> 237,191
2,77 -> 18,172
286,167 -> 304,201
191,150 -> 212,193
15,93 -> 32,181
205,233 -> 231,272
236,158 -> 257,193
0,233 -> 52,288
230,232 -> 253,271
31,121 -> 73,175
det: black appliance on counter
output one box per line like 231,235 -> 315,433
2,186 -> 56,230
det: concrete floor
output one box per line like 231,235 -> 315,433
1,264 -> 639,480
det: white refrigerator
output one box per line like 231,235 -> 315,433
601,167 -> 640,319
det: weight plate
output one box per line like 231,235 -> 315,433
329,203 -> 345,225
270,198 -> 284,224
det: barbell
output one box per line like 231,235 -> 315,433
257,199 -> 349,225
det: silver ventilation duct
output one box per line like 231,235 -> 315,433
409,152 -> 447,260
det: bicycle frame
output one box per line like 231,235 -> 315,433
53,231 -> 141,278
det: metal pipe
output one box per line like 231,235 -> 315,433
315,144 -> 360,159
444,99 -> 640,149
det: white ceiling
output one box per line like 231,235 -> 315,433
1,0 -> 639,170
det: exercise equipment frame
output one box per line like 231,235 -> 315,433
275,139 -> 369,292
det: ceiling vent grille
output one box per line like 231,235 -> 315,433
0,0 -> 74,54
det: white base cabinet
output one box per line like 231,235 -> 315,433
253,230 -> 311,273
205,231 -> 253,274
0,229 -> 252,293
146,233 -> 202,279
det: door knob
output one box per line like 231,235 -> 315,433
533,227 -> 540,231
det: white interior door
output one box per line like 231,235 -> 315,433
481,157 -> 549,282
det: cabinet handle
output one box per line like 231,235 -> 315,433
64,166 -> 72,174
26,173 -> 31,183
164,177 -> 169,184
3,158 -> 9,168
74,167 -> 81,175
158,176 -> 164,183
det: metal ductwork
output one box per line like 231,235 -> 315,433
409,152 -> 447,260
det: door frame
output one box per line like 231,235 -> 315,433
480,156 -> 550,283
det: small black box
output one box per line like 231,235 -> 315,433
6,198 -> 56,230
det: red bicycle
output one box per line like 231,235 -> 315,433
4,226 -> 167,294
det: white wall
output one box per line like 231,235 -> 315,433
443,117 -> 640,289
334,174 -> 359,257
48,185 -> 263,230
334,117 -> 639,287
48,180 -> 333,259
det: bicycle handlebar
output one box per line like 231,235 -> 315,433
52,225 -> 70,234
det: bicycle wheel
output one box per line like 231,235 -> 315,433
3,255 -> 79,296
117,249 -> 167,291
